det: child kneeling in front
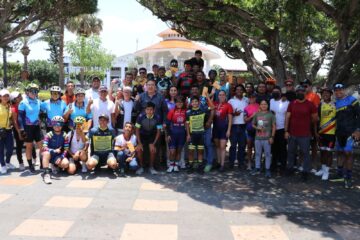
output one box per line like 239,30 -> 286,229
114,122 -> 138,176
41,116 -> 69,184
67,116 -> 89,174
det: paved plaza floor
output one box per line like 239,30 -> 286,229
0,157 -> 359,240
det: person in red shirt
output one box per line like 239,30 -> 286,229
61,81 -> 76,105
285,85 -> 318,181
213,90 -> 233,171
177,60 -> 193,98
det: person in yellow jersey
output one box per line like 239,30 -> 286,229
315,87 -> 336,180
0,89 -> 17,174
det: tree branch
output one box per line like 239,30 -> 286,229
304,0 -> 338,20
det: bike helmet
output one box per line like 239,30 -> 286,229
27,83 -> 39,91
51,116 -> 64,126
50,86 -> 62,92
74,116 -> 86,125
74,88 -> 86,95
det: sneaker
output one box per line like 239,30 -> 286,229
251,168 -> 260,176
204,164 -> 212,173
43,173 -> 52,184
136,167 -> 144,175
6,163 -> 16,170
119,168 -> 125,176
0,166 -> 7,174
315,169 -> 324,176
265,169 -> 271,178
344,178 -> 353,189
81,164 -> 88,173
28,165 -> 36,174
173,165 -> 179,172
149,167 -> 158,175
298,166 -> 304,172
310,168 -> 317,174
329,175 -> 344,182
219,166 -> 225,172
19,163 -> 25,171
301,172 -> 309,182
321,167 -> 329,181
167,165 -> 174,173
246,166 -> 252,171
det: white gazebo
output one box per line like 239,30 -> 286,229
135,29 -> 220,72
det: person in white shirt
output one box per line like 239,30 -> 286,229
228,84 -> 248,169
86,85 -> 115,128
270,86 -> 289,174
85,76 -> 101,102
114,87 -> 136,133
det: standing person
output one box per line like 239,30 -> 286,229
87,86 -> 115,129
177,60 -> 194,98
284,78 -> 296,102
135,102 -> 162,175
332,83 -> 360,188
114,86 -> 137,134
152,64 -> 159,78
67,116 -> 89,173
41,116 -> 70,183
186,96 -> 209,173
228,84 -> 248,169
61,81 -> 76,105
114,122 -> 138,176
252,100 -> 276,177
213,91 -> 233,171
265,78 -> 276,95
85,76 -> 101,101
315,87 -> 336,181
285,85 -> 318,181
166,96 -> 187,173
270,86 -> 289,174
165,86 -> 178,111
40,86 -> 67,132
195,71 -> 210,97
86,114 -> 117,172
63,88 -> 92,129
0,89 -> 15,174
207,69 -> 218,100
255,82 -> 271,104
244,94 -> 259,170
156,66 -> 172,97
190,50 -> 204,70
134,68 -> 147,94
245,83 -> 255,98
214,69 -> 230,101
18,83 -> 42,173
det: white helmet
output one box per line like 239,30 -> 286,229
50,86 -> 62,92
51,116 -> 64,126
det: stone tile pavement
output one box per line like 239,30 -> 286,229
0,159 -> 359,240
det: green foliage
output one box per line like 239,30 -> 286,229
0,61 -> 22,86
42,26 -> 61,64
27,60 -> 59,87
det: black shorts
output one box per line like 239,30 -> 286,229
24,125 -> 42,143
141,134 -> 156,145
319,134 -> 335,151
189,132 -> 204,150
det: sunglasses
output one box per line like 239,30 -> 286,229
285,84 -> 293,86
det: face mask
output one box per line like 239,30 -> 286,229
296,93 -> 305,100
272,92 -> 281,99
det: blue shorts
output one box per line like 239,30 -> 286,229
50,152 -> 64,164
212,124 -> 228,140
169,127 -> 186,149
336,135 -> 353,152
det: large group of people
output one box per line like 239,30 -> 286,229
0,50 -> 359,188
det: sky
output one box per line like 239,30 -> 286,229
6,0 -> 259,70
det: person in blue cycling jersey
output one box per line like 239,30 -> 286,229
332,83 -> 360,189
63,88 -> 92,129
41,116 -> 69,184
18,83 -> 42,173
40,86 -> 67,132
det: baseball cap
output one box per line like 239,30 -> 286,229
0,89 -> 10,96
10,91 -> 20,101
300,79 -> 312,86
333,82 -> 345,90
284,78 -> 294,84
295,85 -> 306,92
99,85 -> 108,92
98,114 -> 109,120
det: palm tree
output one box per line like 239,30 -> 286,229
66,14 -> 103,86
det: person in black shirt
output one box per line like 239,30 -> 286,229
190,50 -> 204,70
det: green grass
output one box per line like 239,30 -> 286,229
38,90 -> 51,101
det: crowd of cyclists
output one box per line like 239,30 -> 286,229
0,50 -> 359,188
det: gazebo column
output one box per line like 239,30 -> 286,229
171,51 -> 181,60
148,52 -> 155,70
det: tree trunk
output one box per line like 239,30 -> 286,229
2,47 -> 8,88
293,53 -> 307,83
80,67 -> 85,87
58,21 -> 65,88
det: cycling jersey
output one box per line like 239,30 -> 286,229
187,95 -> 209,110
335,95 -> 360,136
41,99 -> 67,127
165,99 -> 176,112
167,109 -> 186,132
18,96 -> 41,128
65,102 -> 92,127
88,127 -> 116,155
318,102 -> 336,135
135,113 -> 162,137
214,102 -> 233,127
42,131 -> 69,155
186,107 -> 209,133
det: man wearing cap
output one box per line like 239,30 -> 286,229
284,85 -> 318,181
332,83 -> 360,188
86,114 -> 117,172
301,79 -> 321,108
85,76 -> 101,102
87,85 -> 115,129
284,78 -> 296,102
265,78 -> 276,95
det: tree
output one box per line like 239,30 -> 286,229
27,60 -> 59,87
66,35 -> 115,85
66,14 -> 103,86
137,0 -> 360,86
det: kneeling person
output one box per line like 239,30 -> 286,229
114,122 -> 138,175
67,116 -> 89,174
41,116 -> 70,184
87,114 -> 117,171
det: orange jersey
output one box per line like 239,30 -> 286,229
306,92 -> 320,108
